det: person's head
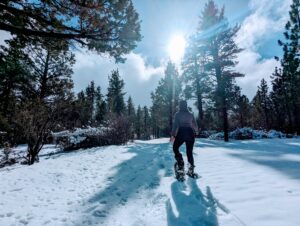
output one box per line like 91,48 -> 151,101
179,100 -> 188,112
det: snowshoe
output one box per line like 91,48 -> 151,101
186,165 -> 199,179
174,162 -> 185,182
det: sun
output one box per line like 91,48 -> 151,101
167,33 -> 186,63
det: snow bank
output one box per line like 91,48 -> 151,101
52,127 -> 107,144
51,127 -> 109,151
51,123 -> 132,151
209,127 -> 288,140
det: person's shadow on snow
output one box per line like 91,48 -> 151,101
167,178 -> 219,226
76,142 -> 173,225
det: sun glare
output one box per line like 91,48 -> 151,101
167,34 -> 186,63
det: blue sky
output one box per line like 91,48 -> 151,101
72,0 -> 291,106
0,0 -> 292,106
132,0 -> 251,65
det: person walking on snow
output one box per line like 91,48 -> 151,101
170,100 -> 198,178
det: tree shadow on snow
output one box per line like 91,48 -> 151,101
167,178 -> 219,226
196,138 -> 300,181
76,142 -> 174,225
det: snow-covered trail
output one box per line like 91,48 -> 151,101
0,138 -> 300,226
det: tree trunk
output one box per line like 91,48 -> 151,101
223,103 -> 229,142
239,111 -> 244,128
29,152 -> 37,165
264,107 -> 269,130
292,101 -> 300,134
215,62 -> 229,142
39,50 -> 50,100
1,77 -> 14,117
286,103 -> 293,133
196,76 -> 203,129
169,82 -> 174,135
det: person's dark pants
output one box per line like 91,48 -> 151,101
173,127 -> 195,167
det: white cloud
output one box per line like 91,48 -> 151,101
236,0 -> 291,50
73,51 -> 164,106
235,50 -> 279,98
235,0 -> 291,99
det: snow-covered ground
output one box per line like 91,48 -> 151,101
1,138 -> 300,226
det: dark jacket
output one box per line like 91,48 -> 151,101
171,104 -> 198,137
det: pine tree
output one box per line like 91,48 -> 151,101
136,105 -> 142,139
75,82 -> 107,126
270,68 -> 287,131
76,90 -> 89,126
126,96 -> 136,140
182,35 -> 211,130
251,79 -> 272,130
230,86 -> 251,128
127,96 -> 135,118
150,62 -> 182,136
95,86 -> 106,125
141,106 -> 151,140
150,105 -> 160,138
24,39 -> 75,101
85,81 -> 96,123
197,0 -> 244,141
0,0 -> 141,62
0,41 -> 34,118
106,70 -> 126,115
274,0 -> 300,133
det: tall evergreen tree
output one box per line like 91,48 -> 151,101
0,0 -> 141,62
251,79 -> 272,130
197,0 -> 244,141
141,106 -> 151,140
24,39 -> 75,101
126,96 -> 136,140
127,96 -> 136,118
106,70 -> 126,115
230,86 -> 251,128
270,67 -> 287,131
182,35 -> 211,130
0,41 -> 34,118
95,86 -> 106,124
135,105 -> 142,139
85,81 -> 96,122
75,82 -> 105,126
274,0 -> 300,133
151,62 -> 182,136
76,90 -> 90,126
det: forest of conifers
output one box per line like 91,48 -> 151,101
0,0 -> 299,164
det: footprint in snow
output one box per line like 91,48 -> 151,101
159,163 -> 165,169
99,200 -> 107,204
120,198 -> 127,205
129,177 -> 136,182
93,210 -> 107,217
43,220 -> 51,224
85,205 -> 98,213
107,176 -> 114,181
19,219 -> 29,225
6,212 -> 14,217
10,188 -> 23,192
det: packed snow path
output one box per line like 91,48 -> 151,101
1,138 -> 300,226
